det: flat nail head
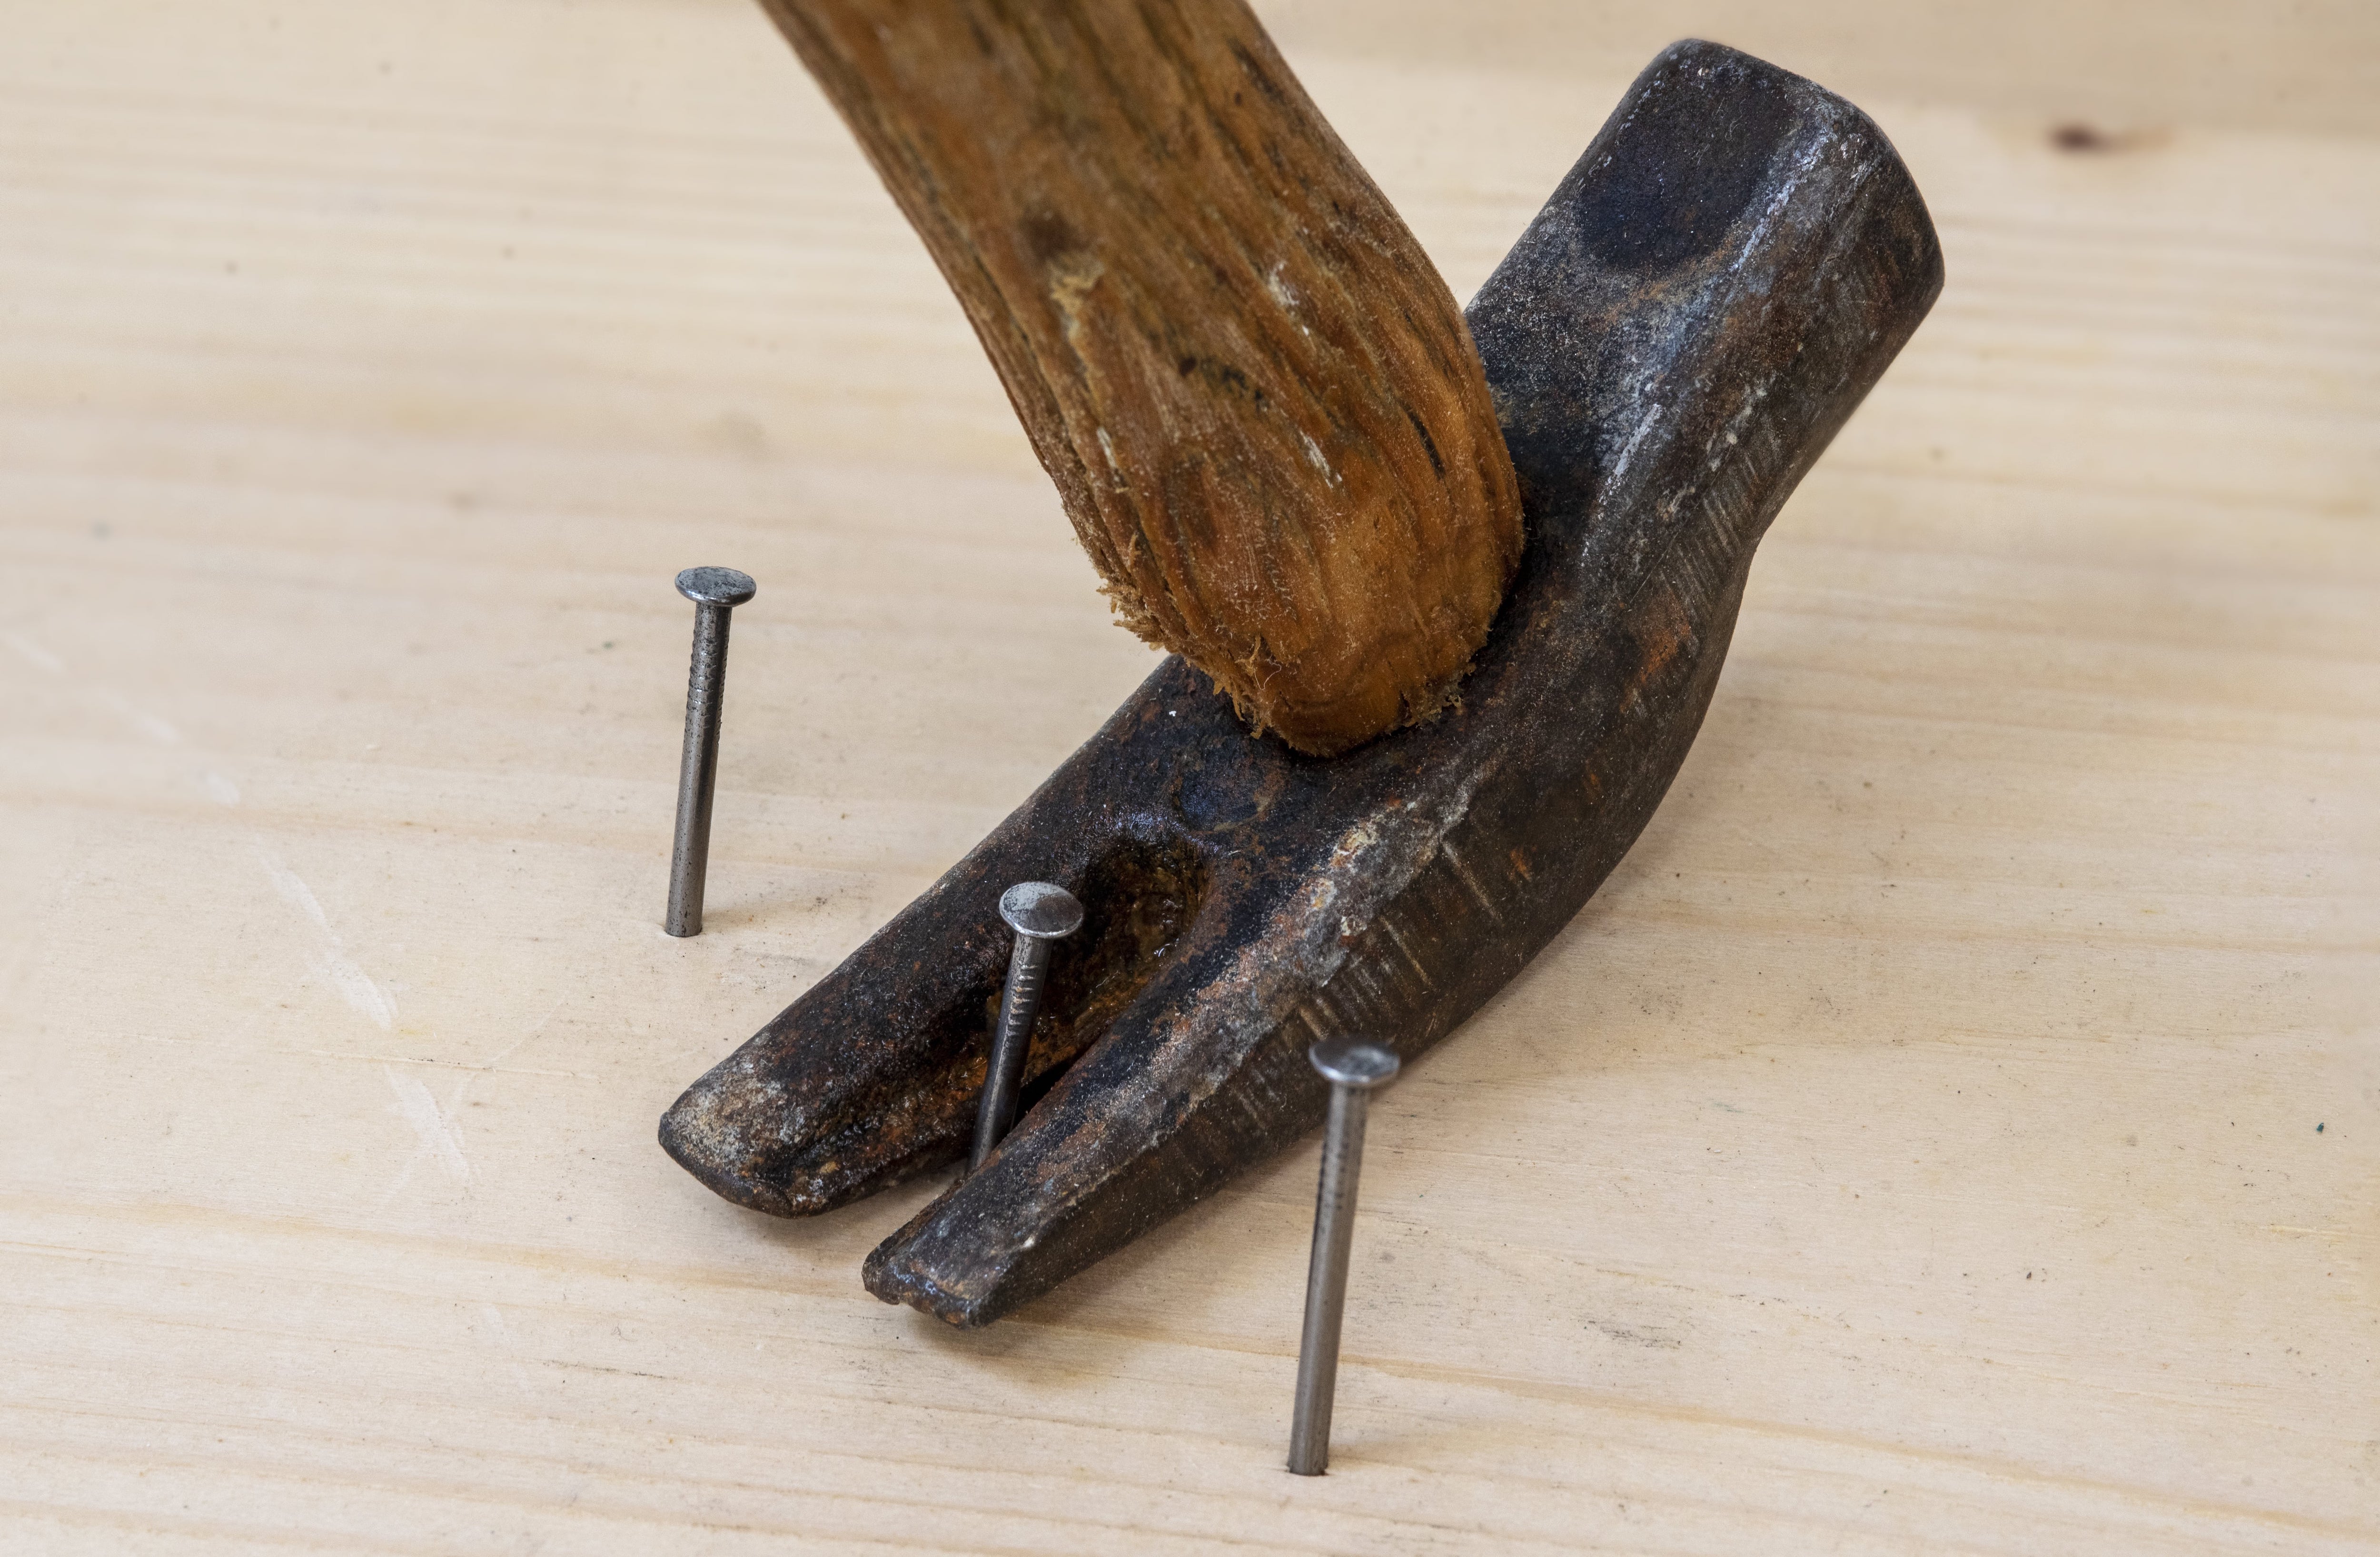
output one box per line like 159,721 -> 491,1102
676,566 -> 757,607
999,882 -> 1084,940
1309,1038 -> 1399,1090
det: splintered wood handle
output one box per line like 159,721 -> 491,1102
757,0 -> 1522,755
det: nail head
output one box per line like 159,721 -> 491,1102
677,566 -> 757,607
999,881 -> 1084,939
1309,1038 -> 1399,1090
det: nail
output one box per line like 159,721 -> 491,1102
970,881 -> 1084,1171
1288,1037 -> 1400,1476
665,566 -> 757,938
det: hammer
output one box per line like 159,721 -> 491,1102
661,5 -> 1943,1328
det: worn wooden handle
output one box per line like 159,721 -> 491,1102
757,0 -> 1522,755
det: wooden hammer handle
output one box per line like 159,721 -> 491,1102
756,0 -> 1522,755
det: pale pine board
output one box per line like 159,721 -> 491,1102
0,1 -> 2373,1552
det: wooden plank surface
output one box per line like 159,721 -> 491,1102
1,1 -> 2374,1550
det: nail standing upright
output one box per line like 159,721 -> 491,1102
970,882 -> 1084,1170
665,566 -> 756,938
1288,1037 -> 1400,1476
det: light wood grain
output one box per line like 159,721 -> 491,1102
0,1 -> 2374,1552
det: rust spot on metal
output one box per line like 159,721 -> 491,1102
1629,582 -> 1695,696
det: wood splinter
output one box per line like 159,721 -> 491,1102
761,0 -> 1524,755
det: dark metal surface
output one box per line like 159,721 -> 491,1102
970,883 -> 1084,1172
659,41 -> 1943,1327
1288,1039 -> 1399,1477
665,567 -> 756,938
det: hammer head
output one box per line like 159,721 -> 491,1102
660,40 -> 1943,1327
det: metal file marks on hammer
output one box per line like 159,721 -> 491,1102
1289,1038 -> 1400,1476
665,566 -> 756,938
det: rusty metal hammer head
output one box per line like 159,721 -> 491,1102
660,40 -> 1943,1327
